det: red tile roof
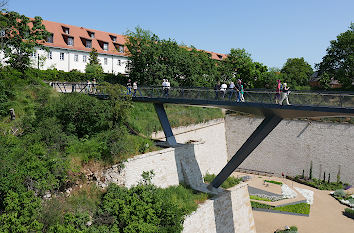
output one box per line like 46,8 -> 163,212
41,20 -> 227,60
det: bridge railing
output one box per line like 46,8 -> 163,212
47,82 -> 354,108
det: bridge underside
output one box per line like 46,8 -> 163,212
140,97 -> 354,189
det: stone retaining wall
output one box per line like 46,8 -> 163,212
225,115 -> 354,184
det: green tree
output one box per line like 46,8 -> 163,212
85,48 -> 103,74
281,57 -> 313,87
316,23 -> 354,89
0,10 -> 50,71
219,48 -> 259,88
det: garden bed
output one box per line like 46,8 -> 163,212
286,175 -> 349,190
251,201 -> 310,216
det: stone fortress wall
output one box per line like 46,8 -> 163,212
225,115 -> 354,184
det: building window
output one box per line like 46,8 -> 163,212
46,33 -> 54,43
117,59 -> 121,66
48,51 -> 52,59
86,40 -> 92,48
0,29 -> 5,37
32,51 -> 36,57
110,35 -> 116,42
103,42 -> 108,51
67,37 -> 74,46
119,45 -> 124,53
74,54 -> 78,62
62,27 -> 69,34
60,52 -> 64,60
104,58 -> 108,65
83,55 -> 87,62
88,31 -> 95,38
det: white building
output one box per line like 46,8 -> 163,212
30,20 -> 130,75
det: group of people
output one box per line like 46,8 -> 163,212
214,79 -> 245,102
275,80 -> 291,105
126,79 -> 138,97
86,78 -> 97,94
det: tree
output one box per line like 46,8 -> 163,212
281,57 -> 313,87
316,23 -> 354,89
0,10 -> 50,71
219,48 -> 262,88
85,48 -> 103,74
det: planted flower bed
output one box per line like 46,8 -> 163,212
286,175 -> 348,191
251,201 -> 310,215
331,189 -> 354,208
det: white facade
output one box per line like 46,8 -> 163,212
30,47 -> 130,75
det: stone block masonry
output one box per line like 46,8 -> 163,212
225,115 -> 354,184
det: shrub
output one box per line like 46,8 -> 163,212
344,208 -> 354,219
204,173 -> 242,189
333,189 -> 346,198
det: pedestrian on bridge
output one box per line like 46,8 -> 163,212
86,80 -> 92,93
235,79 -> 242,102
214,81 -> 221,100
220,82 -> 227,98
279,82 -> 291,105
127,79 -> 132,95
275,79 -> 281,104
228,81 -> 235,100
133,81 -> 138,97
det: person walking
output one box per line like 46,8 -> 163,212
275,80 -> 281,104
133,81 -> 138,97
127,79 -> 132,95
165,79 -> 171,97
92,78 -> 97,94
279,82 -> 291,105
235,79 -> 242,102
214,81 -> 221,100
86,80 -> 92,93
228,81 -> 235,101
240,82 -> 245,102
220,82 -> 227,98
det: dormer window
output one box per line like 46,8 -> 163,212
88,31 -> 95,38
62,26 -> 70,34
103,42 -> 108,51
86,40 -> 92,48
114,43 -> 124,53
63,35 -> 74,46
46,33 -> 54,43
217,54 -> 223,59
110,35 -> 117,42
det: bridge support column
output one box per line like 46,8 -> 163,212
153,103 -> 177,146
209,114 -> 282,189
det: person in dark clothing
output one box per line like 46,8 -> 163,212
127,79 -> 132,95
235,79 -> 242,102
214,81 -> 221,100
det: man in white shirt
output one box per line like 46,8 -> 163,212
220,83 -> 227,98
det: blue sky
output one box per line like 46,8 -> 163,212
7,0 -> 354,69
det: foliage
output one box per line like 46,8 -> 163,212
0,190 -> 43,232
251,201 -> 310,215
333,189 -> 346,198
287,175 -> 347,190
281,57 -> 313,87
249,195 -> 272,202
85,48 -> 103,75
316,23 -> 354,89
275,226 -> 298,233
0,10 -> 50,71
264,180 -> 282,185
344,208 -> 354,219
203,173 -> 242,189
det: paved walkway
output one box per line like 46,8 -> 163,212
233,172 -> 354,233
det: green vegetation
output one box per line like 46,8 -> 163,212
288,176 -> 348,190
250,195 -> 272,202
264,180 -> 283,185
251,201 -> 310,215
344,208 -> 354,219
275,226 -> 298,233
0,67 -> 223,232
203,173 -> 243,189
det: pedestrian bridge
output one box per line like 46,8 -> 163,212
49,82 -> 354,190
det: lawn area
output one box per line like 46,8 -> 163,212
251,201 -> 310,215
203,173 -> 243,189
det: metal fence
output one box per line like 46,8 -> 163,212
48,82 -> 354,108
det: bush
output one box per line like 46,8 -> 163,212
344,208 -> 354,219
204,173 -> 242,189
333,189 -> 346,198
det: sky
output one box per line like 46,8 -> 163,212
6,0 -> 354,69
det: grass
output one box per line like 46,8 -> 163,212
251,201 -> 310,215
250,195 -> 272,202
160,184 -> 211,215
128,102 -> 223,137
264,180 -> 283,185
203,173 -> 243,189
288,176 -> 348,191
